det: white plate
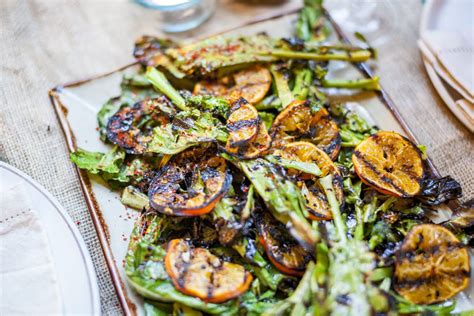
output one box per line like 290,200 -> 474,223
0,162 -> 101,315
420,0 -> 474,132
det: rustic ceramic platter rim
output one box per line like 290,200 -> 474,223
48,8 -> 462,315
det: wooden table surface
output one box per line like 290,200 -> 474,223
1,0 -> 472,314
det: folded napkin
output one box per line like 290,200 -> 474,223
0,181 -> 63,315
420,30 -> 474,103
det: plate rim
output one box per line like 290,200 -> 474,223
48,7 -> 462,315
0,161 -> 101,316
419,0 -> 474,133
50,76 -> 137,314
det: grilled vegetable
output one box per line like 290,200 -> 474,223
352,131 -> 424,197
418,175 -> 462,205
321,76 -> 381,91
270,64 -> 294,108
186,95 -> 230,118
194,65 -> 272,104
147,111 -> 227,155
149,147 -> 231,216
262,262 -> 316,316
320,175 -> 388,315
166,35 -> 373,76
270,100 -> 341,159
70,146 -> 128,183
238,158 -> 318,249
296,0 -> 327,42
165,238 -> 253,303
257,211 -> 311,276
394,224 -> 470,305
121,185 -> 149,210
106,97 -> 172,154
146,67 -> 187,110
133,36 -> 186,79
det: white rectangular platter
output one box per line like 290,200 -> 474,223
50,11 -> 472,315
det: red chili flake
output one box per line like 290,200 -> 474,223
76,221 -> 81,225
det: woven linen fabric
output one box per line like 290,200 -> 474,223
1,0 -> 473,315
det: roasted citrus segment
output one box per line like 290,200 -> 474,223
225,101 -> 260,153
193,65 -> 272,104
394,224 -> 470,305
165,239 -> 253,303
309,107 -> 341,160
148,148 -> 231,216
257,212 -> 311,276
352,131 -> 424,197
270,101 -> 341,159
277,142 -> 344,221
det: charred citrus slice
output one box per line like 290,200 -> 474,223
225,100 -> 260,152
165,239 -> 253,303
194,65 -> 272,104
278,142 -> 344,221
148,148 -> 231,216
394,224 -> 470,305
270,101 -> 341,159
352,131 -> 424,197
107,97 -> 171,154
193,79 -> 229,99
226,107 -> 271,160
230,66 -> 272,104
256,212 -> 311,276
309,107 -> 341,160
238,122 -> 271,159
270,100 -> 311,149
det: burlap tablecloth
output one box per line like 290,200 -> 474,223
1,0 -> 472,314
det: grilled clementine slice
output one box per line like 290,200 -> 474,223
256,211 -> 311,276
277,142 -> 344,221
231,66 -> 272,104
148,148 -> 231,216
394,224 -> 470,305
270,100 -> 311,149
352,131 -> 424,197
309,107 -> 341,160
238,122 -> 271,159
225,100 -> 260,153
226,108 -> 271,160
194,65 -> 271,104
270,101 -> 341,159
165,239 -> 253,303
